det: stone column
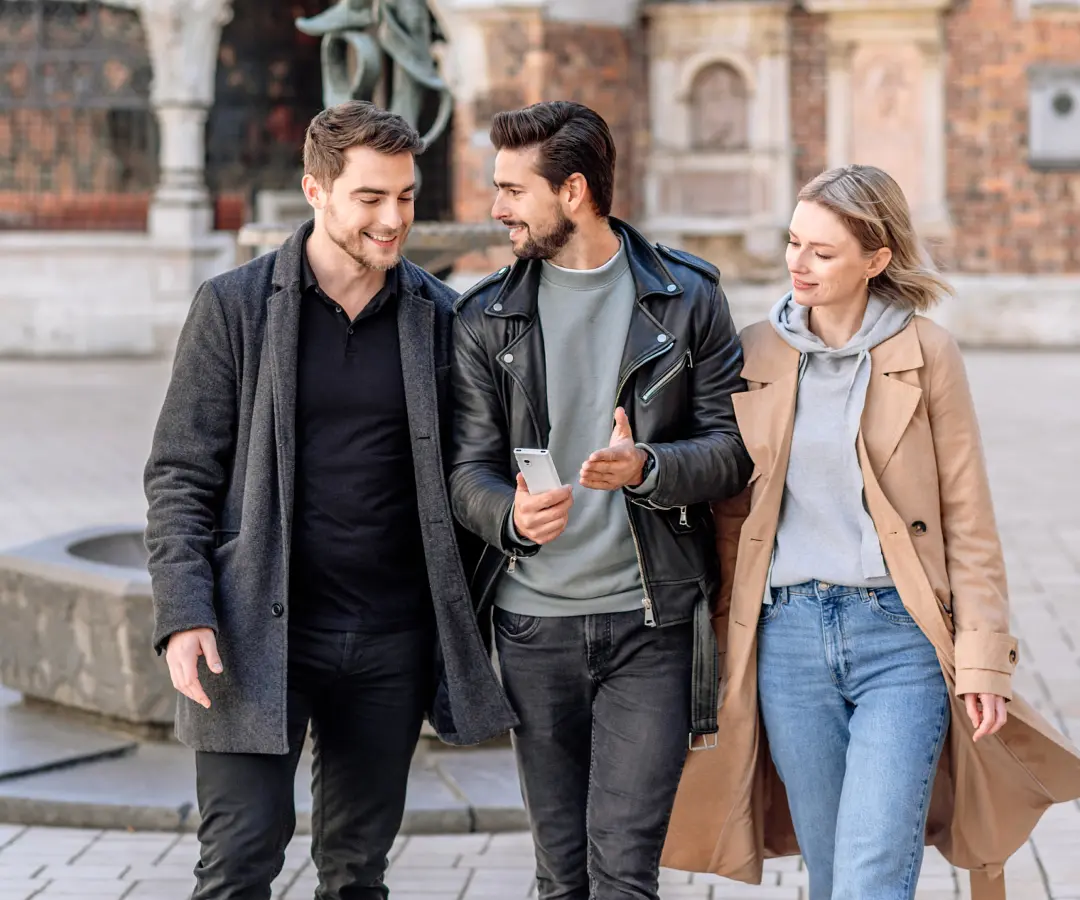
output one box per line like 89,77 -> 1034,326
805,0 -> 952,238
138,0 -> 234,241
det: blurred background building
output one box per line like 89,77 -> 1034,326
0,0 -> 1078,355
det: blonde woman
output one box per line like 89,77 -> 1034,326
662,165 -> 1080,900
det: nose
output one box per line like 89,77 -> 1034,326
380,202 -> 404,233
787,245 -> 809,274
491,195 -> 509,221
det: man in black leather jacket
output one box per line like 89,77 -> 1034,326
449,101 -> 752,900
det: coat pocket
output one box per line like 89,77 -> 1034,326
641,351 -> 692,405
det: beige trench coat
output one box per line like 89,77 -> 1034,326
661,317 -> 1080,900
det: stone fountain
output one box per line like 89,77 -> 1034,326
237,0 -> 504,274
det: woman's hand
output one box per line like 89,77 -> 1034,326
963,693 -> 1007,742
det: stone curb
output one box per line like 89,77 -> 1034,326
0,796 -> 529,835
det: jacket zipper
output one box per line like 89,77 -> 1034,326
500,326 -> 544,574
679,506 -> 689,527
641,350 -> 692,404
614,337 -> 673,628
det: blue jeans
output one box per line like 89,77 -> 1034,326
757,581 -> 950,900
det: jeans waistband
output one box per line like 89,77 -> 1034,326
772,580 -> 879,601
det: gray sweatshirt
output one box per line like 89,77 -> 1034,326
768,293 -> 913,589
496,243 -> 647,617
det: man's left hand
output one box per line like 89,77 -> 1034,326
580,407 -> 647,491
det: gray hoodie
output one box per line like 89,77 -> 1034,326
767,292 -> 913,590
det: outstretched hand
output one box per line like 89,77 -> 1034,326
580,408 -> 647,491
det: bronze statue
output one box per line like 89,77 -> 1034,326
296,0 -> 453,152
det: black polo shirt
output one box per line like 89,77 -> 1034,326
288,246 -> 433,632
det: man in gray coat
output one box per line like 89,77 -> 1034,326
144,101 -> 517,900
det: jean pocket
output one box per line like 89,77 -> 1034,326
867,587 -> 918,626
494,609 -> 543,642
757,594 -> 785,628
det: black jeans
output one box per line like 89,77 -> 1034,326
494,607 -> 693,900
191,624 -> 433,900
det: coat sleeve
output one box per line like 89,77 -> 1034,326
637,282 -> 753,509
447,312 -> 533,555
144,281 -> 238,653
927,332 -> 1018,699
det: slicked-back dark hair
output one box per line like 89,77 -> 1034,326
490,101 -> 616,217
304,100 -> 422,188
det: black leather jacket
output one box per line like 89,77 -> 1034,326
449,218 -> 752,738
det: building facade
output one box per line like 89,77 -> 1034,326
1,0 -> 1078,353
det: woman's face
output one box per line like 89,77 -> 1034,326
785,200 -> 889,309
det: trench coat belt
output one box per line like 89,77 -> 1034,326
971,867 -> 1006,900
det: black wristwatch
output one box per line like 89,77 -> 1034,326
638,446 -> 656,484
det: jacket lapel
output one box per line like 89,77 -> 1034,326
398,289 -> 437,444
266,283 -> 301,547
266,223 -> 311,549
734,328 -> 799,481
862,322 -> 924,478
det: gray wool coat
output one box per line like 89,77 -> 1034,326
144,221 -> 519,754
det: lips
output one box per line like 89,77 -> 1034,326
505,223 -> 527,240
791,277 -> 815,290
364,232 -> 399,247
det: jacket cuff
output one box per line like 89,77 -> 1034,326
954,630 -> 1018,700
504,505 -> 538,549
152,605 -> 218,655
626,443 -> 660,497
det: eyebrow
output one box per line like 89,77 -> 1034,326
788,231 -> 836,249
494,180 -> 525,190
350,184 -> 416,197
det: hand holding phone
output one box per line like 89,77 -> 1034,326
512,448 -> 573,544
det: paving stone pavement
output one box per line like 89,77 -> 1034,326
0,349 -> 1078,898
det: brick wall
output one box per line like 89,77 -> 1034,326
945,0 -> 1080,273
451,11 -> 646,271
789,7 -> 828,195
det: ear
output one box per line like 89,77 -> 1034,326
562,173 -> 590,213
302,173 -> 328,211
867,246 -> 892,280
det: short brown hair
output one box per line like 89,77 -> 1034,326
303,101 -> 423,188
490,101 -> 616,217
799,165 -> 953,312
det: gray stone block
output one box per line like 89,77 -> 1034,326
0,526 -> 173,727
0,689 -> 135,781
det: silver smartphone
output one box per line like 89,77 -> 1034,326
513,448 -> 562,494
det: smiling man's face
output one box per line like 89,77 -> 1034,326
312,145 -> 416,271
490,146 -> 576,260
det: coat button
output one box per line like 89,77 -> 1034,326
666,284 -> 677,292
1009,648 -> 1018,664
271,603 -> 284,618
492,303 -> 503,312
911,520 -> 927,536
502,353 -> 514,364
657,334 -> 668,343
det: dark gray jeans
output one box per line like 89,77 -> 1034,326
494,607 -> 693,900
191,624 -> 432,900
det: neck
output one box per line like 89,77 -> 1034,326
807,291 -> 869,349
306,224 -> 389,318
549,217 -> 621,270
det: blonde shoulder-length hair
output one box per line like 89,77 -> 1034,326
798,165 -> 953,313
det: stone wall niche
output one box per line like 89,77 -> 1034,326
805,0 -> 952,239
642,1 -> 794,281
